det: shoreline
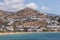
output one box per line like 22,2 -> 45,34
0,32 -> 38,35
0,32 -> 60,35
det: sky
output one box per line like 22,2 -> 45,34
0,0 -> 60,15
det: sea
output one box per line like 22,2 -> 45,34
0,32 -> 60,40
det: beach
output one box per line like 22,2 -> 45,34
0,32 -> 38,35
0,32 -> 59,35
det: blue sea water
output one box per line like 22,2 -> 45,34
0,32 -> 60,40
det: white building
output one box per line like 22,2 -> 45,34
7,26 -> 14,31
47,25 -> 60,29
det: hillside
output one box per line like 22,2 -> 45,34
0,7 -> 59,30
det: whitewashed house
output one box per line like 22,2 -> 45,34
47,25 -> 60,31
37,29 -> 43,32
7,26 -> 14,31
17,26 -> 24,31
8,21 -> 14,25
0,28 -> 3,32
28,29 -> 33,32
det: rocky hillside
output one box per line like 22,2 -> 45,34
0,7 -> 59,28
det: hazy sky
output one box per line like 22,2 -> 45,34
0,0 -> 60,15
